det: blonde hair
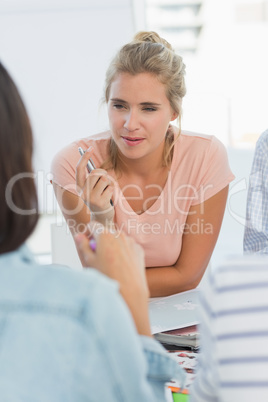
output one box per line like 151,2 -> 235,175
103,31 -> 186,171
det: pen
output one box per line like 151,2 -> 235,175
78,147 -> 113,207
89,238 -> 96,252
78,147 -> 96,173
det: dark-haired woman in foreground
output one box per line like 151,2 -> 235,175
0,61 -> 184,401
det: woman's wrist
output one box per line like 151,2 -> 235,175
90,213 -> 115,227
120,286 -> 152,336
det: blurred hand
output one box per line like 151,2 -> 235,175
74,223 -> 151,336
75,222 -> 148,296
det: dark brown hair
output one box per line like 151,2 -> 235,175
0,62 -> 38,254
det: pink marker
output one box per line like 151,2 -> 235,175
89,238 -> 96,252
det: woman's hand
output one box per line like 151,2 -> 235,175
76,147 -> 115,226
74,223 -> 151,336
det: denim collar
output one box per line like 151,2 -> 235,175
0,244 -> 36,266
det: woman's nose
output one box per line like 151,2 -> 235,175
124,110 -> 139,131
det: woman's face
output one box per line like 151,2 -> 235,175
107,72 -> 178,162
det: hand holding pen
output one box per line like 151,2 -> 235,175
74,222 -> 152,337
76,147 -> 115,226
78,147 -> 96,173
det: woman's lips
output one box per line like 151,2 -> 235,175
122,136 -> 145,146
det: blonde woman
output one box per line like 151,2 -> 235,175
52,31 -> 234,297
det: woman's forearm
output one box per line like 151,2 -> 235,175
146,265 -> 201,297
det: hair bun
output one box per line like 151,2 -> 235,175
133,31 -> 173,51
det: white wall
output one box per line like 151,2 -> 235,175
0,0 -> 135,212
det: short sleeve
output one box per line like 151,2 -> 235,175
244,129 -> 268,253
191,136 -> 235,206
50,142 -> 80,196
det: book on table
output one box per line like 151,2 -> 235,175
154,324 -> 199,349
149,289 -> 200,350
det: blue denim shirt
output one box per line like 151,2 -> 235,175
0,245 -> 184,401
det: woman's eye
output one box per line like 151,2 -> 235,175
143,107 -> 156,112
113,104 -> 125,109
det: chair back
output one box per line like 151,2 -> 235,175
50,222 -> 82,270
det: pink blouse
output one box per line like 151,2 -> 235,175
51,130 -> 235,267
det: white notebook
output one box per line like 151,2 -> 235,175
149,289 -> 200,334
